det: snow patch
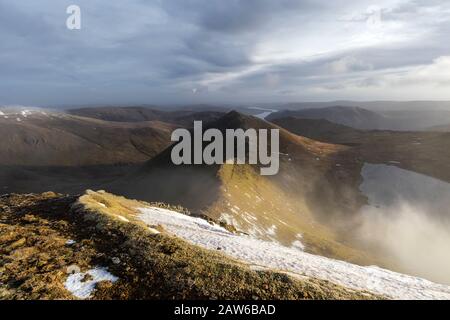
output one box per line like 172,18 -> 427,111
115,215 -> 129,222
291,240 -> 305,251
137,206 -> 450,299
220,213 -> 238,227
266,225 -> 277,236
65,267 -> 118,299
142,207 -> 229,235
230,207 -> 240,214
243,212 -> 257,222
247,225 -> 266,237
148,227 -> 161,234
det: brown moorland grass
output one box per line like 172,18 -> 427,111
0,191 -> 380,300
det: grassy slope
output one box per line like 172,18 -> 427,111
110,112 -> 381,266
207,164 -> 379,266
0,113 -> 174,167
0,191 -> 378,300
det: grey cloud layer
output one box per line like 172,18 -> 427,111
0,0 -> 449,105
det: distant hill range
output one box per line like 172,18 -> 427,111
0,110 -> 173,167
267,105 -> 450,131
278,101 -> 450,112
272,116 -> 450,183
0,107 -> 224,195
271,117 -> 362,142
68,106 -> 225,126
36,102 -> 450,131
267,106 -> 387,130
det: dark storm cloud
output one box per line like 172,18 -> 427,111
160,0 -> 318,34
0,0 -> 449,105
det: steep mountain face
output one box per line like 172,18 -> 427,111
267,106 -> 388,130
110,111 -> 376,266
0,108 -> 229,197
68,106 -> 225,126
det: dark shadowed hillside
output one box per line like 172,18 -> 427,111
272,117 -> 450,183
0,108 -> 231,196
0,111 -> 174,167
267,106 -> 388,130
68,106 -> 225,127
271,117 -> 363,143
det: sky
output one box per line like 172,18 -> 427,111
1,0 -> 450,106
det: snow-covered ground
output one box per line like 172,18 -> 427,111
138,207 -> 450,299
65,267 -> 118,299
0,107 -> 52,120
